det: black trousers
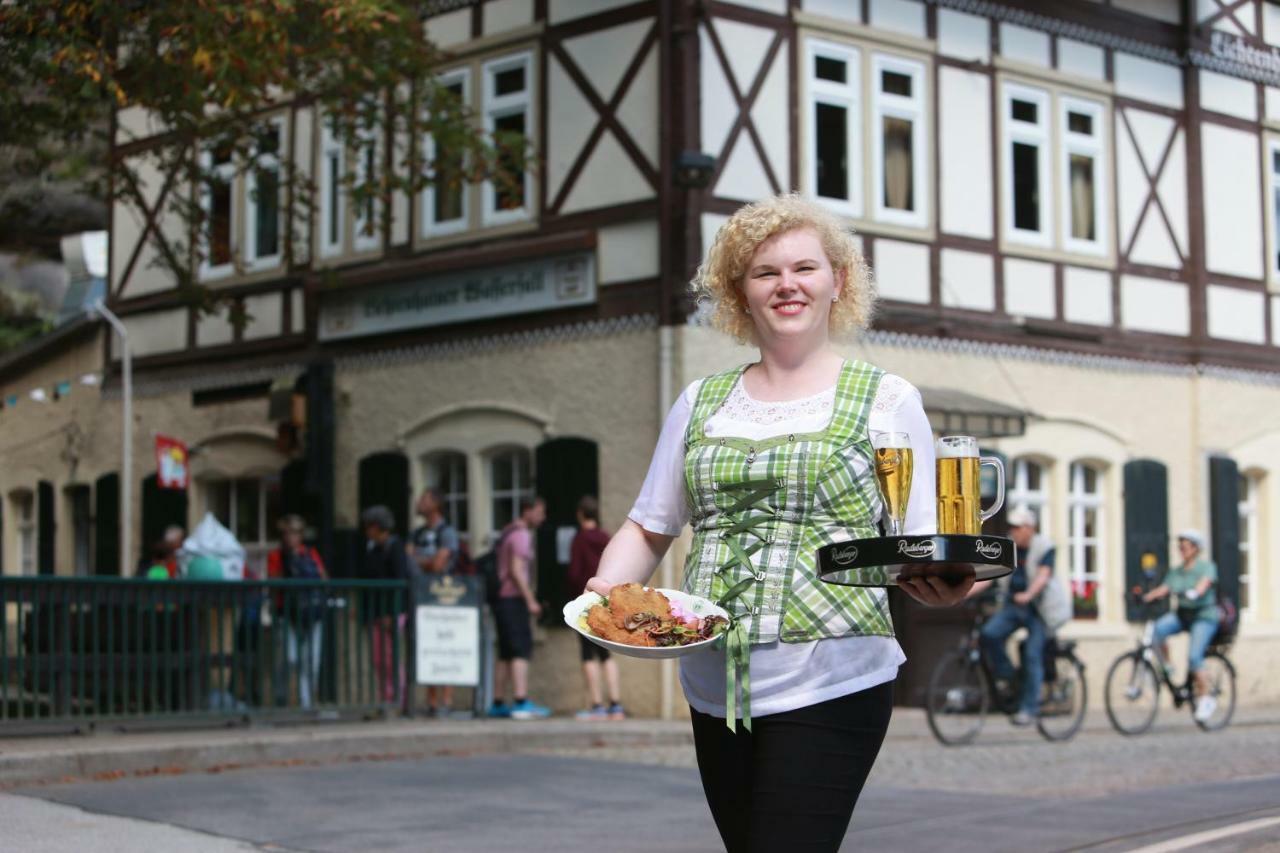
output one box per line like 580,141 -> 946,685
690,681 -> 894,853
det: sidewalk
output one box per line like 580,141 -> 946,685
2,705 -> 1276,789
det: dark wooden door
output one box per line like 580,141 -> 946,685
534,437 -> 599,619
94,473 -> 120,575
357,451 -> 411,537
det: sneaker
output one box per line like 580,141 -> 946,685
575,705 -> 607,721
1010,710 -> 1037,727
606,703 -> 627,721
510,699 -> 551,720
1194,695 -> 1218,723
487,702 -> 511,719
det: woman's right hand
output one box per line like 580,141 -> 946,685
586,577 -> 614,597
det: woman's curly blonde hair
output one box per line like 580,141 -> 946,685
691,194 -> 875,344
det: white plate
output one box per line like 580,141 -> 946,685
562,587 -> 730,660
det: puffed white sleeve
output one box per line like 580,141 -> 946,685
626,381 -> 699,536
868,374 -> 936,536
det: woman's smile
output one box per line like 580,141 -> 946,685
772,300 -> 808,315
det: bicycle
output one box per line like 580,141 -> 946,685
1103,589 -> 1236,735
925,597 -> 1088,745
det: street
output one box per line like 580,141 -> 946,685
6,709 -> 1280,852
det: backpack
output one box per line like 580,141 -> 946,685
475,529 -> 511,609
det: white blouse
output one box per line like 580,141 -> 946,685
628,370 -> 937,719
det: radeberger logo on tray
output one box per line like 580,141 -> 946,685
830,545 -> 859,565
897,540 -> 937,559
973,539 -> 1004,560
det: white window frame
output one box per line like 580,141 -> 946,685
482,52 -> 534,227
352,127 -> 383,253
318,119 -> 346,259
488,447 -> 533,539
11,490 -> 35,576
423,450 -> 470,544
205,477 -> 274,548
1009,457 -> 1051,537
1269,138 -> 1280,283
805,39 -> 862,218
244,117 -> 286,271
871,53 -> 927,228
1067,461 -> 1104,619
1002,82 -> 1053,249
422,69 -> 472,238
1059,96 -> 1108,257
199,143 -> 237,281
1238,472 -> 1260,617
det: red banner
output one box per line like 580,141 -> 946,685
155,434 -> 189,490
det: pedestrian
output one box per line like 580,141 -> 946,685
585,194 -> 971,852
410,488 -> 460,716
138,524 -> 185,578
970,507 -> 1063,725
488,496 -> 551,720
567,496 -> 625,721
360,505 -> 416,708
142,541 -> 172,580
267,515 -> 328,709
1141,529 -> 1221,723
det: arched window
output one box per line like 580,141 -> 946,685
1067,461 -> 1104,620
205,475 -> 282,547
1238,471 -> 1263,615
1009,457 -> 1051,535
423,451 -> 469,542
489,448 -> 533,536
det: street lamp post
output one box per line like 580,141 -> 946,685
89,300 -> 132,576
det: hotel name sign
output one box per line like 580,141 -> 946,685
319,252 -> 596,341
1206,29 -> 1280,78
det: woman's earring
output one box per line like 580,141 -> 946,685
744,306 -> 752,315
832,294 -> 839,303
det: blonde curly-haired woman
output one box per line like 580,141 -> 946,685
587,194 -> 971,852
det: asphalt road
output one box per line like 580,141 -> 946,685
12,747 -> 1280,852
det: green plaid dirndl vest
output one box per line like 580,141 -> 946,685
682,360 -> 895,730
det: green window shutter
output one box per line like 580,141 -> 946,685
1123,459 -> 1168,622
1208,456 -> 1240,609
535,437 -> 600,616
37,481 -> 55,575
358,451 -> 411,537
94,473 -> 120,575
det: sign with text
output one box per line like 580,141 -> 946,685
414,574 -> 482,687
319,252 -> 596,341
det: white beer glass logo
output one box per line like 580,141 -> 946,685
831,545 -> 859,565
898,540 -> 937,559
974,539 -> 1003,560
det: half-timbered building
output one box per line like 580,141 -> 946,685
5,0 -> 1280,714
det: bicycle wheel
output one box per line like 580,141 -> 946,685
925,650 -> 989,746
1192,651 -> 1236,732
1104,651 -> 1160,736
1037,654 -> 1087,742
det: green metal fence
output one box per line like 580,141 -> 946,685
0,577 -> 411,732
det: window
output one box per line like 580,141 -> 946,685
482,52 -> 533,225
1009,458 -> 1051,536
1003,84 -> 1051,247
352,126 -> 382,253
422,71 -> 470,237
1270,142 -> 1280,278
807,40 -> 862,217
69,486 -> 92,577
489,448 -> 532,536
872,55 -> 926,227
11,491 -> 35,576
201,141 -> 236,279
1060,97 -> 1106,255
245,120 -> 284,269
424,451 -> 470,543
1238,472 -> 1261,614
319,119 -> 346,258
1067,462 -> 1103,619
206,476 -> 282,547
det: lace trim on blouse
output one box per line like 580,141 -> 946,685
718,377 -> 836,425
871,373 -> 912,415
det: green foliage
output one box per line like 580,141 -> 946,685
0,290 -> 52,355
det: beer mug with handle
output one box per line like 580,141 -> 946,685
935,436 -> 1005,535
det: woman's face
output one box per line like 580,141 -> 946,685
741,228 -> 843,345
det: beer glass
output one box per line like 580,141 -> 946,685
935,436 -> 1004,535
872,431 -> 913,537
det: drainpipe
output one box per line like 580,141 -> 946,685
89,300 -> 132,576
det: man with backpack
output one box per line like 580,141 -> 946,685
267,515 -> 328,709
488,496 -> 551,720
411,488 -> 460,716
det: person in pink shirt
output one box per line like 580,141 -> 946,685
489,497 -> 550,720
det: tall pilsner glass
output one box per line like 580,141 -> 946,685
872,431 -> 913,537
935,435 -> 1005,535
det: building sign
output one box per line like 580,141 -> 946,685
155,434 -> 189,490
414,574 -> 482,687
1208,30 -> 1280,78
319,252 -> 596,341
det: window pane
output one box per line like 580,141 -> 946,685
1012,141 -> 1040,231
815,103 -> 848,200
1083,507 -> 1097,538
209,176 -> 232,265
881,70 -> 912,97
516,451 -> 531,489
235,478 -> 260,543
360,143 -> 377,234
494,66 -> 525,96
1011,99 -> 1038,123
1069,153 -> 1095,241
209,480 -> 232,529
1083,466 -> 1098,494
254,165 -> 280,257
1068,111 -> 1093,135
1025,462 -> 1042,492
327,153 -> 341,246
263,475 -> 282,542
493,111 -> 526,210
1272,149 -> 1280,173
491,453 -> 513,491
815,56 -> 846,83
883,117 -> 914,211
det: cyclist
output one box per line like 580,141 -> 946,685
969,507 -> 1059,726
1141,529 -> 1220,723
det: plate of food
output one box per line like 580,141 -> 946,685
563,583 -> 730,659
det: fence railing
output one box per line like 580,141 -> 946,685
0,577 -> 414,732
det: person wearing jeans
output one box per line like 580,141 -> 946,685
361,506 -> 416,709
267,515 -> 328,710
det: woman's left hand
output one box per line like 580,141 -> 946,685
898,567 -> 975,607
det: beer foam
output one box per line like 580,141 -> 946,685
936,440 -> 976,459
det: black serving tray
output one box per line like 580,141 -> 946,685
817,534 -> 1015,588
